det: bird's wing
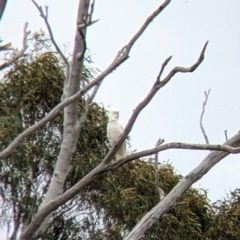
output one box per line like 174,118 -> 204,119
107,121 -> 123,145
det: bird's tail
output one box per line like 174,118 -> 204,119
114,142 -> 126,161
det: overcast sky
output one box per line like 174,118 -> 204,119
1,0 -> 240,220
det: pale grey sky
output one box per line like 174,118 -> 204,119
1,0 -> 240,213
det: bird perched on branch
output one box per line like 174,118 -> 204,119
106,108 -> 126,161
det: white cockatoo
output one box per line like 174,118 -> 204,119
106,108 -> 126,161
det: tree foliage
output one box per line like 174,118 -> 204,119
0,1 -> 240,239
0,34 -> 205,239
1,31 -> 240,240
207,189 -> 240,239
86,160 -> 212,239
0,33 -> 108,239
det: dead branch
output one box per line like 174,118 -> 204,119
28,0 -> 92,238
124,131 -> 240,240
224,130 -> 228,141
31,0 -> 69,68
200,89 -> 211,144
19,133 -> 240,240
0,23 -> 30,71
0,0 -> 171,161
5,3 -> 207,237
109,141 -> 240,169
115,0 -> 171,61
18,37 -> 208,236
2,44 -> 208,231
78,83 -> 101,127
103,41 -> 208,164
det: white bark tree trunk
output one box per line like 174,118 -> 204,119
20,0 -> 90,239
2,1 -> 238,240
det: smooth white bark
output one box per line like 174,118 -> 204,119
124,132 -> 240,239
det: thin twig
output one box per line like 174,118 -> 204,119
154,138 -> 165,200
155,56 -> 172,84
0,42 -> 208,160
224,130 -> 228,141
200,89 -> 211,144
0,0 -> 172,160
31,0 -> 69,70
19,42 -> 209,239
103,41 -> 208,164
124,133 -> 240,240
18,132 -> 240,239
0,23 -> 30,71
87,0 -> 98,26
78,82 -> 101,127
16,42 -> 212,231
108,141 -> 240,169
114,0 -> 171,61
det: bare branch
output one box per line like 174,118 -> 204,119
224,130 -> 228,141
31,0 -> 69,69
0,41 -> 208,177
78,82 -> 101,127
0,23 -> 30,71
19,134 -> 240,240
124,132 -> 240,240
28,0 -> 91,238
155,56 -> 172,83
200,89 -> 211,144
119,0 -> 171,60
109,141 -> 240,169
0,0 -> 172,160
0,42 -> 208,162
154,138 -> 165,200
103,41 -> 208,164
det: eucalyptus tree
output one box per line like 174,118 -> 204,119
1,1 -> 240,240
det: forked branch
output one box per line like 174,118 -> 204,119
0,41 -> 208,163
20,40 -> 209,239
200,89 -> 211,144
19,135 -> 240,240
0,23 -> 30,71
124,131 -> 240,240
103,41 -> 208,163
0,0 -> 172,160
224,130 -> 228,141
78,83 -> 101,127
31,0 -> 69,69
